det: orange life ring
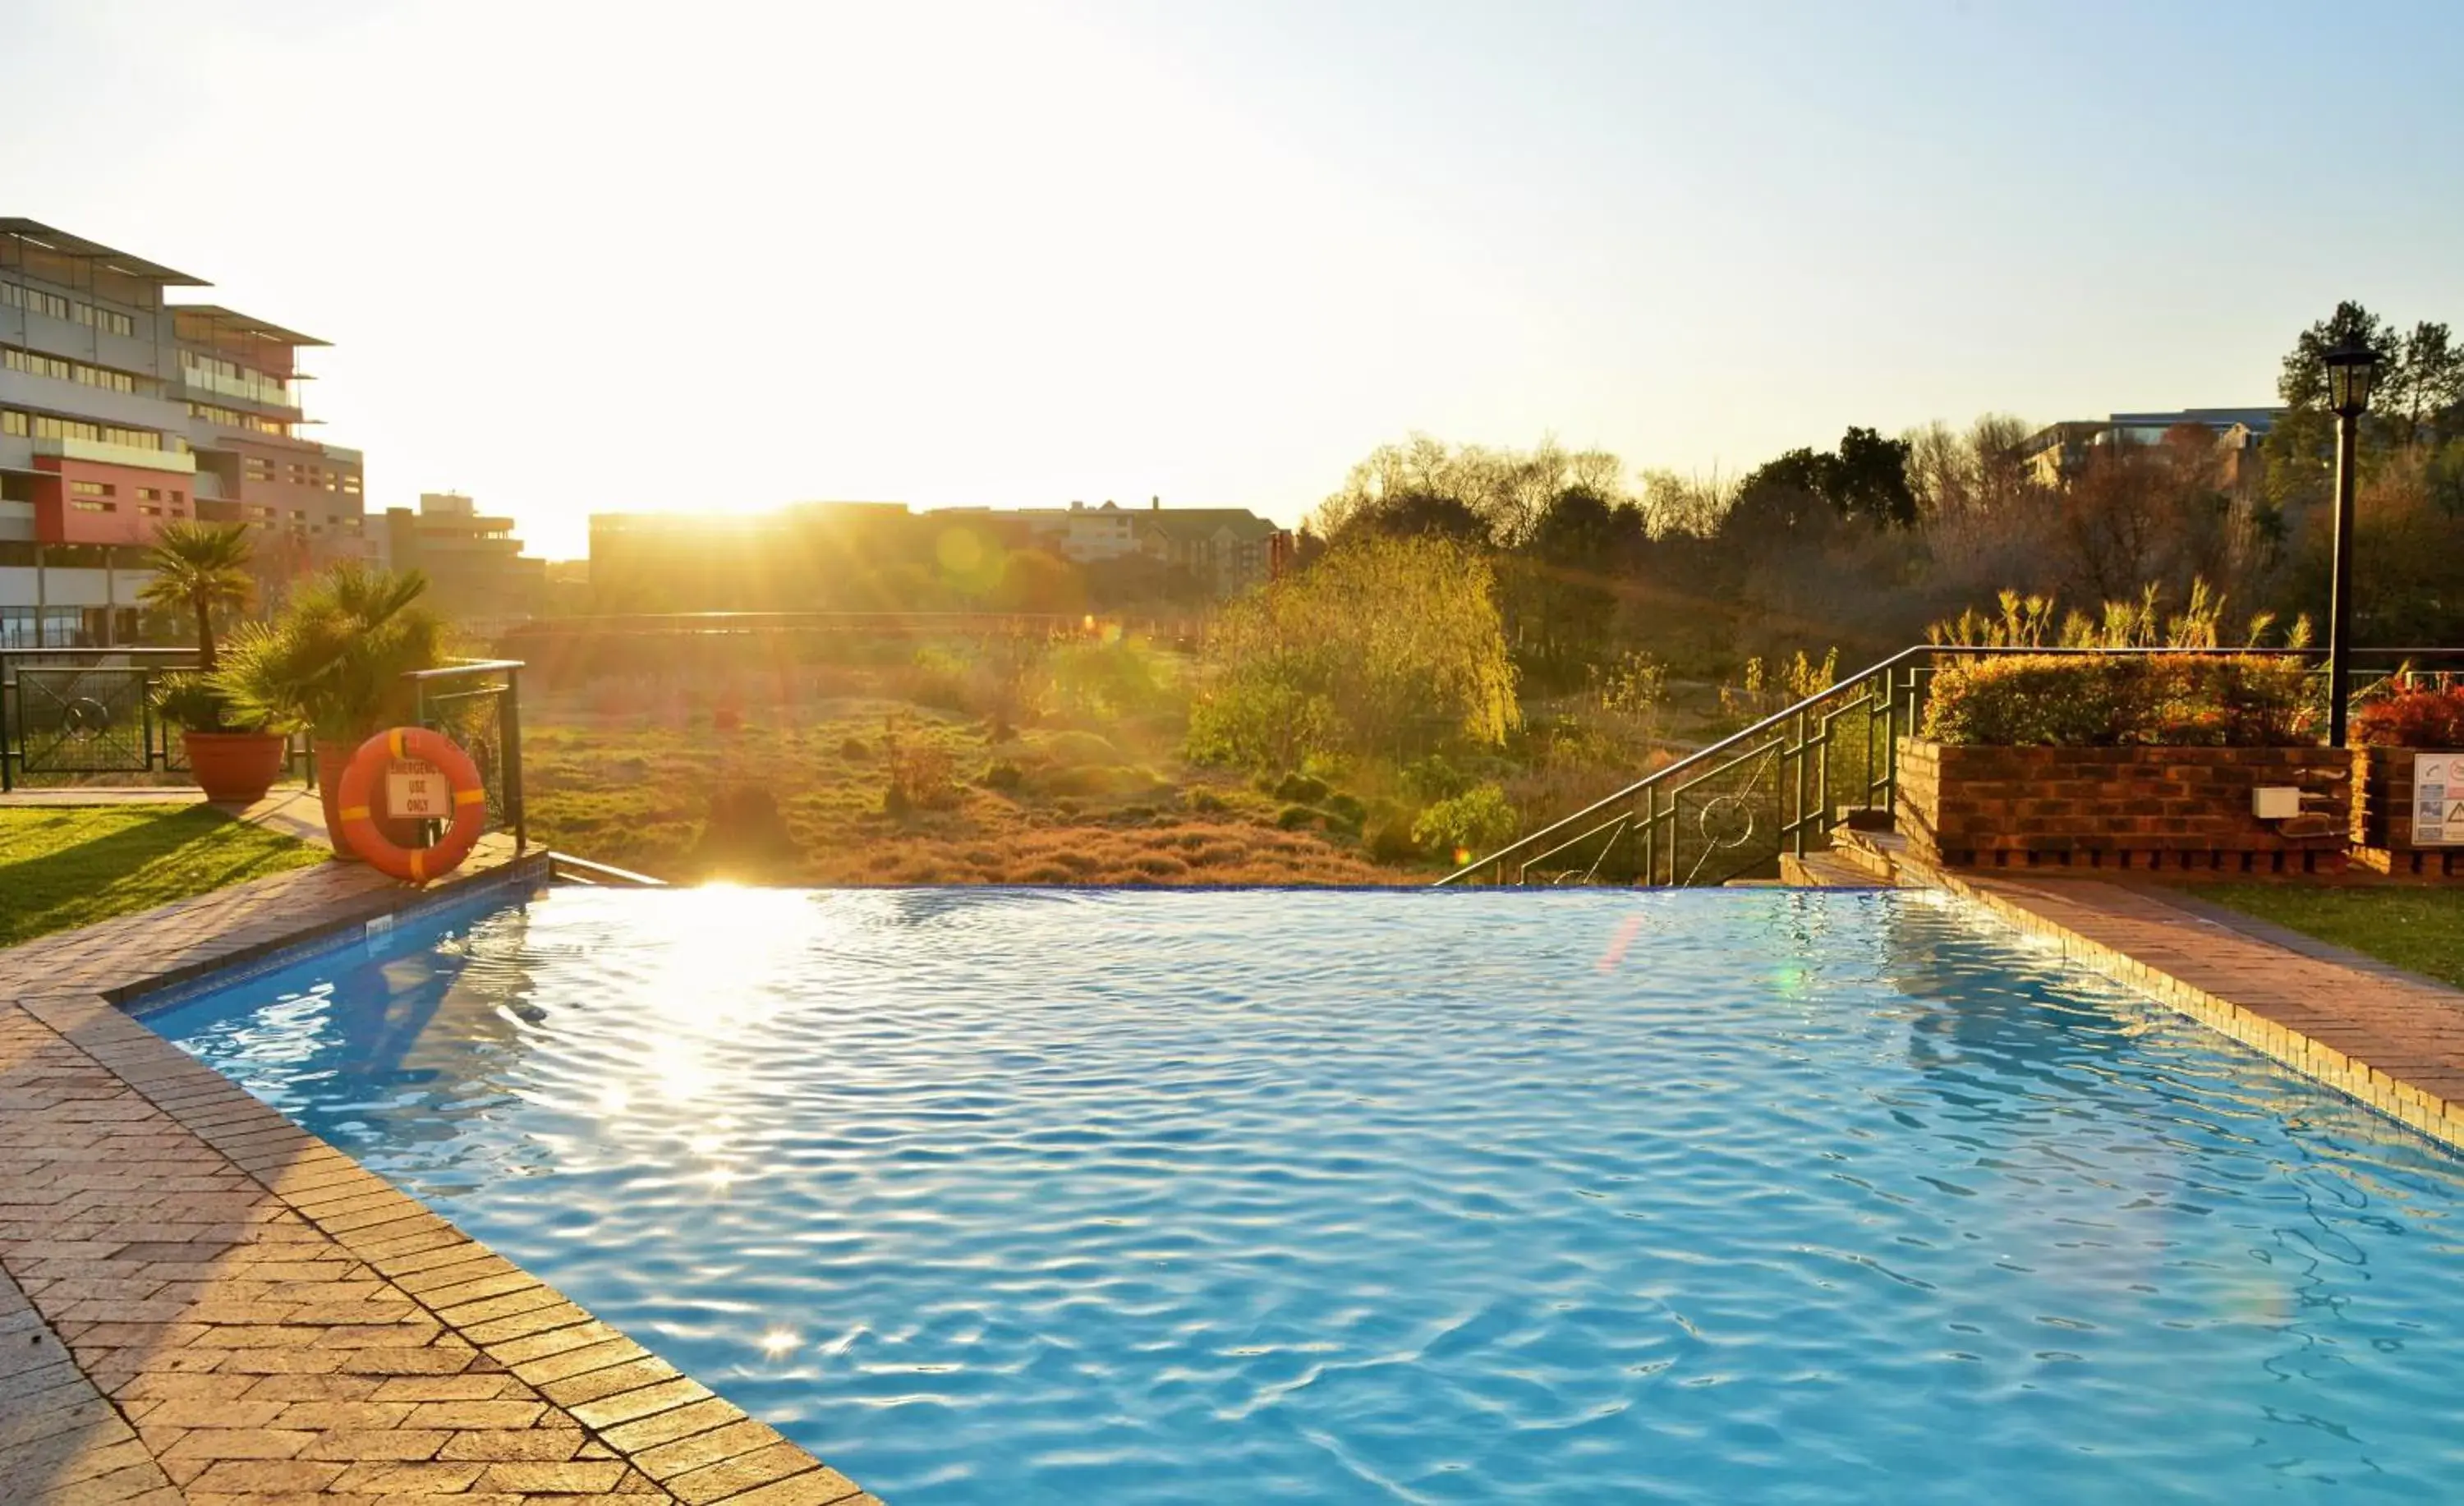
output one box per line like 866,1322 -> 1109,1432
336,727 -> 487,884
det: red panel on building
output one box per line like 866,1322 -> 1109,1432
30,457 -> 197,547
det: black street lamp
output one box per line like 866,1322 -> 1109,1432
2322,336 -> 2379,747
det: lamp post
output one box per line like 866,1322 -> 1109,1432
2322,337 -> 2379,747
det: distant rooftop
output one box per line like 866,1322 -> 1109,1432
172,304 -> 331,350
0,218 -> 210,287
2108,406 -> 2280,433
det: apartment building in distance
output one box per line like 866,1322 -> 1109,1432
2017,407 -> 2281,490
587,498 -> 1291,611
1,219 -> 368,646
380,492 -> 545,625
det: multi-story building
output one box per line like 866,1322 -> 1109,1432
380,493 -> 544,625
2019,407 -> 2280,490
1127,502 -> 1287,594
0,219 -> 367,647
175,305 -> 368,567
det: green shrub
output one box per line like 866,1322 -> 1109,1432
1276,805 -> 1321,830
1921,654 -> 2317,746
982,760 -> 1023,792
1323,792 -> 1365,823
1400,754 -> 1470,803
1275,772 -> 1330,804
1411,783 -> 1517,859
1368,807 -> 1423,865
1188,789 -> 1229,815
882,720 -> 961,814
839,736 -> 870,760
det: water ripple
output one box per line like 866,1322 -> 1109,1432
152,888 -> 2464,1504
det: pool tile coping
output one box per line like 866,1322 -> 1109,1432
0,845 -> 879,1505
1840,835 -> 2464,1154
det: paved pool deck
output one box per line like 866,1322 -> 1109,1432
1823,832 -> 2464,1153
0,841 -> 873,1506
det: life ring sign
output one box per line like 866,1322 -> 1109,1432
337,727 -> 488,883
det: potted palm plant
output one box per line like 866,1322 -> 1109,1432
214,562 -> 447,856
139,521 -> 289,803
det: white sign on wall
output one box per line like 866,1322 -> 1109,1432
2417,753 -> 2462,847
386,759 -> 448,821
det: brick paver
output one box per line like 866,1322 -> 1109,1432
0,847 -> 880,1504
1928,865 -> 2464,1151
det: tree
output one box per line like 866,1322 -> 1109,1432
137,521 -> 255,672
2265,301 -> 2400,513
2056,425 -> 2232,601
1188,533 -> 1519,769
2388,322 -> 2464,449
1732,427 -> 1917,531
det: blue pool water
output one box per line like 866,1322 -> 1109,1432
151,887 -> 2464,1503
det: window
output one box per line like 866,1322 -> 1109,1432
138,504 -> 162,517
3,347 -> 73,382
342,474 -> 362,495
0,410 -> 23,437
70,480 -> 114,498
0,283 -> 134,336
0,608 -> 34,650
0,282 -> 72,322
73,303 -> 136,337
136,487 -> 163,503
71,499 -> 113,513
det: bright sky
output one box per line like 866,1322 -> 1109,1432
6,1 -> 2461,558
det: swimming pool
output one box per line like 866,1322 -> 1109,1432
151,887 -> 2464,1503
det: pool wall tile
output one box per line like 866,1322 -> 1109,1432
0,842 -> 873,1505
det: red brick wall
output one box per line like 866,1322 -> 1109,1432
1896,738 -> 2351,872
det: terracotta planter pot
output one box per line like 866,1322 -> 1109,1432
315,737 -> 427,860
182,730 -> 289,805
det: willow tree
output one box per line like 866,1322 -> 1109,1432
1188,533 -> 1519,769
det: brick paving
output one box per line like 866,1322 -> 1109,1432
0,843 -> 877,1504
1828,829 -> 2464,1152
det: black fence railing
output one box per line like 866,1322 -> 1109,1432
0,647 -> 311,792
1440,644 -> 2464,889
406,659 -> 527,852
2,650 -> 528,852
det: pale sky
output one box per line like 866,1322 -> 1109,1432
6,0 -> 2461,558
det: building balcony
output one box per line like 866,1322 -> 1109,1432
176,367 -> 303,416
34,435 -> 197,475
0,367 -> 190,434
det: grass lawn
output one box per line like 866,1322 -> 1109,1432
0,806 -> 328,948
2190,884 -> 2464,990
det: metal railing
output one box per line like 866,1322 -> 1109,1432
0,646 -> 311,791
3,650 -> 528,853
1440,644 -> 2464,888
406,659 -> 526,851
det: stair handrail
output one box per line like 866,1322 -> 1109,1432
1433,641 -> 2461,887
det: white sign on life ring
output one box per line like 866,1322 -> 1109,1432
2417,753 -> 2460,847
387,758 -> 448,820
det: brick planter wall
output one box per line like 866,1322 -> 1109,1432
1895,738 -> 2351,873
2351,746 -> 2464,878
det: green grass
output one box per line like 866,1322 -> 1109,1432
2190,884 -> 2464,990
0,806 -> 327,948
